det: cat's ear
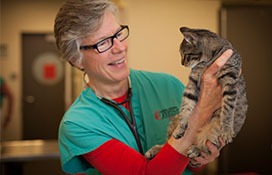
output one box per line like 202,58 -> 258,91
180,27 -> 196,45
180,27 -> 190,33
183,33 -> 195,44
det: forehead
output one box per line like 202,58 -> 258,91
82,12 -> 120,44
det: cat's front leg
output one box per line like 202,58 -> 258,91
145,145 -> 163,159
167,114 -> 181,139
172,101 -> 192,139
173,75 -> 200,139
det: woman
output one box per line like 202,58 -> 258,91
54,0 -> 231,174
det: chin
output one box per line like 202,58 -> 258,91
112,68 -> 130,82
120,68 -> 130,80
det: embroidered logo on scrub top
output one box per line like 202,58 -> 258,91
154,106 -> 179,120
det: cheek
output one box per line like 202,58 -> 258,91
124,40 -> 129,49
82,52 -> 98,66
81,55 -> 89,66
83,55 -> 112,75
118,39 -> 128,52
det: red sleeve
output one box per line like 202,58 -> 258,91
82,139 -> 190,175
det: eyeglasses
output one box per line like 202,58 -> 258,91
80,25 -> 129,53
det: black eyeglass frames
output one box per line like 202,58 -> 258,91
80,25 -> 129,53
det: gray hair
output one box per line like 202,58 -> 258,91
54,0 -> 118,65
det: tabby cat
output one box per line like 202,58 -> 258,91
145,27 -> 248,167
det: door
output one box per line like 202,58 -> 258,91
22,33 -> 65,140
219,6 -> 272,174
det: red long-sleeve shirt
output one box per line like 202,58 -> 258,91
83,139 -> 190,175
82,92 -> 204,174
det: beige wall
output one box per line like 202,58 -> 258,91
0,0 -> 221,140
126,0 -> 221,84
0,0 -> 65,140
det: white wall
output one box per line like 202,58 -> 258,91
0,0 -> 221,140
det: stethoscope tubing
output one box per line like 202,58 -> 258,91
100,88 -> 144,155
82,74 -> 144,154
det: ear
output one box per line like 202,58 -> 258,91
180,27 -> 196,45
180,27 -> 189,33
183,33 -> 194,44
69,57 -> 85,71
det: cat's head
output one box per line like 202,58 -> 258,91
179,27 -> 226,68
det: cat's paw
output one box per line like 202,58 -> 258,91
187,145 -> 201,159
173,124 -> 187,139
220,130 -> 234,144
173,132 -> 184,139
145,145 -> 163,159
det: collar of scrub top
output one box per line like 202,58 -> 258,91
96,76 -> 132,105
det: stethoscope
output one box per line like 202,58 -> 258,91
83,73 -> 144,155
99,87 -> 144,155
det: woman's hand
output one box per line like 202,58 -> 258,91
199,49 -> 233,113
168,49 -> 233,156
189,49 -> 233,128
190,138 -> 226,166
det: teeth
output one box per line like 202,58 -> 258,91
111,58 -> 124,65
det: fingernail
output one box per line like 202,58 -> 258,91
225,49 -> 233,56
218,49 -> 233,67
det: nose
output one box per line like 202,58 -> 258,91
112,38 -> 126,53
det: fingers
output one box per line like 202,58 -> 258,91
190,139 -> 226,166
191,140 -> 223,165
204,49 -> 233,76
206,141 -> 220,157
191,156 -> 206,165
191,151 -> 212,165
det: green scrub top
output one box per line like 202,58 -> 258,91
58,69 -> 192,174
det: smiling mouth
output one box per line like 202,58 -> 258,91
109,58 -> 125,65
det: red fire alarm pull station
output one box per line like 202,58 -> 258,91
43,63 -> 56,80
